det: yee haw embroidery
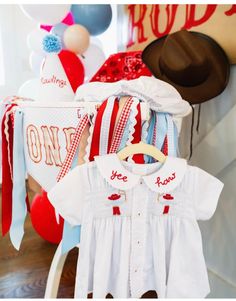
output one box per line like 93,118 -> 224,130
155,173 -> 176,187
110,170 -> 128,182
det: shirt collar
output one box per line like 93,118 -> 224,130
94,154 -> 187,193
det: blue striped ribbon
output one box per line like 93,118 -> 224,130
61,145 -> 82,254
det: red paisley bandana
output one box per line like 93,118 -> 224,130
90,51 -> 152,83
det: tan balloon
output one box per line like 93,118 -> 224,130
63,24 -> 90,54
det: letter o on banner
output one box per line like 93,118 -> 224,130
26,125 -> 42,163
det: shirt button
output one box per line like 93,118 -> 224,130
140,179 -> 143,184
137,241 -> 140,244
134,269 -> 138,273
138,212 -> 141,217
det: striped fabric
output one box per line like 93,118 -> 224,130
57,114 -> 89,182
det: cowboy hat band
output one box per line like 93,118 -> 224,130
142,30 -> 230,104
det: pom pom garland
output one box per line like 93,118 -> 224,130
43,34 -> 62,53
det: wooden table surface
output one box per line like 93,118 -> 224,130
0,188 -> 77,298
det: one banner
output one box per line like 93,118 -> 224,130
22,104 -> 88,192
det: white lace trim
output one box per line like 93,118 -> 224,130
3,105 -> 17,180
126,97 -> 139,163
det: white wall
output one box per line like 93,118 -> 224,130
0,5 -> 36,99
179,66 -> 236,297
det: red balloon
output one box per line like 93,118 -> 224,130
58,49 -> 85,92
30,190 -> 64,244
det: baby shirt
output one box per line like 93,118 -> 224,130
48,154 -> 224,298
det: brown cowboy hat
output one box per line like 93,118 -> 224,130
142,30 -> 230,104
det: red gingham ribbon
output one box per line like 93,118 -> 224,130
162,135 -> 168,156
57,114 -> 89,182
109,97 -> 134,153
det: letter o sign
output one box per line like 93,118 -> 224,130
26,125 -> 42,163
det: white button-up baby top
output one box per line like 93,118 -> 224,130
48,154 -> 224,298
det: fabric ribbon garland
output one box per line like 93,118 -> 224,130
1,103 -> 28,237
56,113 -> 90,254
1,104 -> 16,235
57,114 -> 90,181
60,97 -> 135,253
55,98 -> 178,254
9,108 -> 29,250
88,97 -> 120,161
165,113 -> 177,157
109,97 -> 134,154
118,98 -> 139,152
129,101 -> 144,164
61,147 -> 82,254
99,96 -> 118,155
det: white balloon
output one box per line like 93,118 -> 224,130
27,29 -> 47,54
29,52 -> 45,76
90,37 -> 103,50
20,4 -> 71,25
81,44 -> 106,80
18,78 -> 40,100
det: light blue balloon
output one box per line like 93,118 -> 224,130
50,23 -> 68,48
71,4 -> 112,36
51,23 -> 68,38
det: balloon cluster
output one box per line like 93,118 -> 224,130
22,4 -> 111,81
20,4 -> 112,242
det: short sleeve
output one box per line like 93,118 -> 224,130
193,167 -> 224,220
48,164 -> 87,226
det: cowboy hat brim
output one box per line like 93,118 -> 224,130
142,31 -> 230,104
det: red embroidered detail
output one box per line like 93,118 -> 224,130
163,194 -> 174,200
155,173 -> 176,186
163,206 -> 170,214
110,170 -> 128,182
108,194 -> 121,201
113,206 -> 121,215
